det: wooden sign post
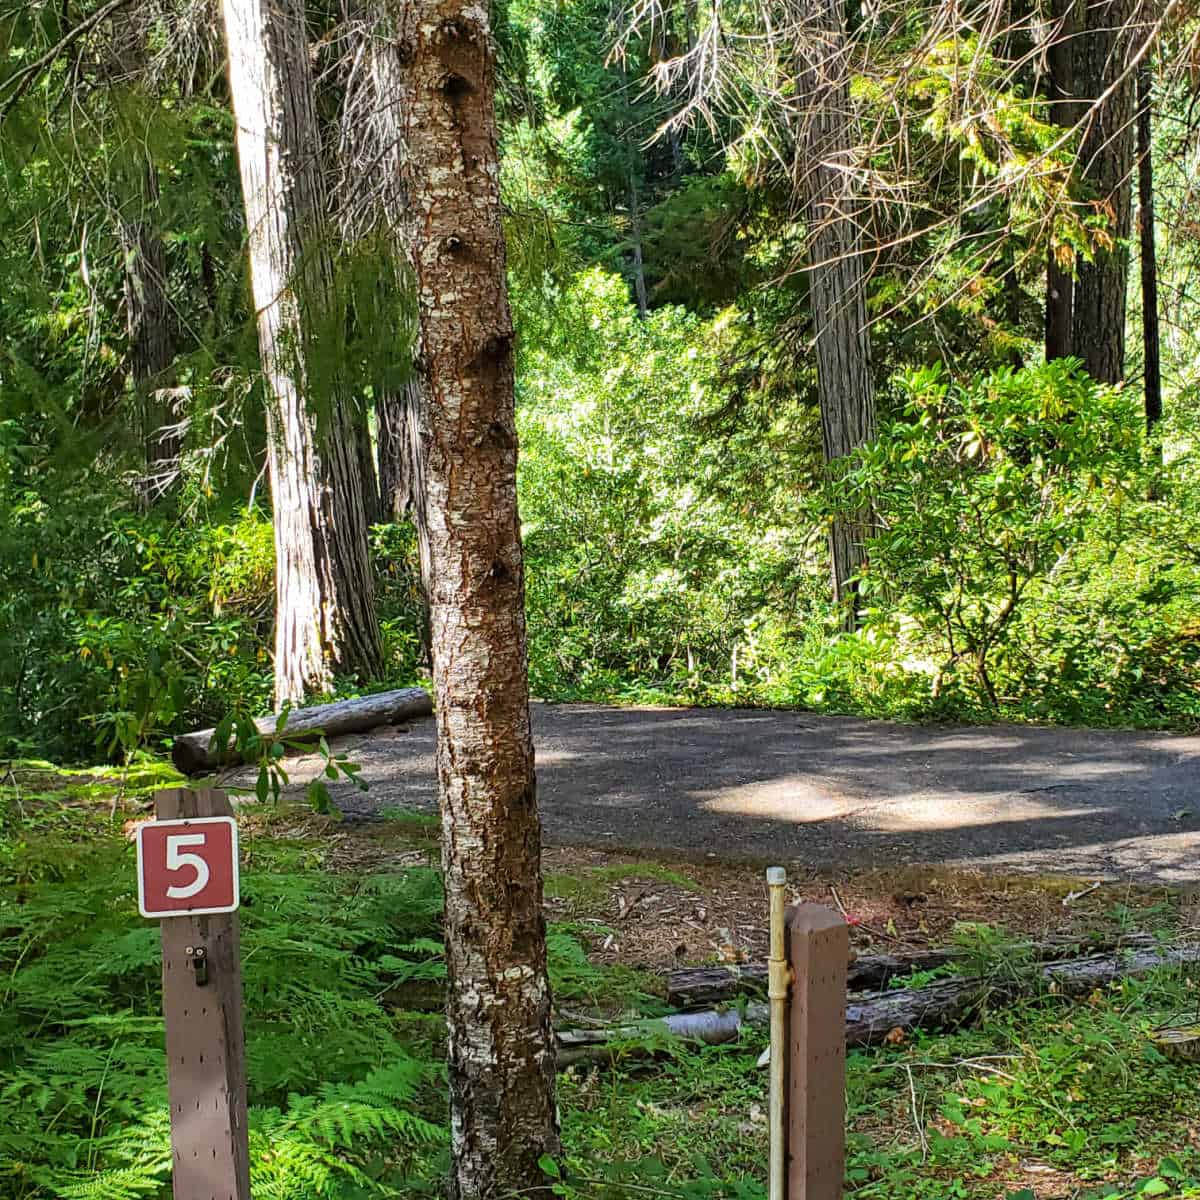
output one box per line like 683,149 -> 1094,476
139,788 -> 251,1200
785,903 -> 848,1200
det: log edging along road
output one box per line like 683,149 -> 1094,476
665,934 -> 1159,1008
555,943 -> 1200,1066
171,687 -> 433,774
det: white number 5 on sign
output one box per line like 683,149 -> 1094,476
164,834 -> 210,899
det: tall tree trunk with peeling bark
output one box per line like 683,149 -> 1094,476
339,0 -> 434,608
219,0 -> 383,706
792,0 -> 876,627
393,0 -> 559,1193
1070,0 -> 1136,384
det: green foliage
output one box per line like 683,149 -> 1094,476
845,970 -> 1200,1199
0,475 -> 276,761
833,360 -> 1144,706
0,804 -> 450,1199
518,269 -> 817,704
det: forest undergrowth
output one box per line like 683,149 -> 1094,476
5,290 -> 1200,769
3,767 -> 1200,1200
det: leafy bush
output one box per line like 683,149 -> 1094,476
0,482 -> 276,761
831,361 -> 1157,711
517,269 -> 818,702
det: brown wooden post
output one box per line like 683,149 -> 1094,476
785,903 -> 848,1200
155,788 -> 251,1200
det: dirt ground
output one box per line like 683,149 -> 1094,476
225,701 -> 1200,885
307,814 -> 1192,976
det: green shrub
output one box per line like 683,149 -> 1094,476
831,361 -> 1152,711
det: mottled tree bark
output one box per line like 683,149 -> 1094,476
1071,0 -> 1136,384
793,0 -> 876,627
219,0 -> 383,705
1137,64 -> 1162,433
393,0 -> 559,1196
1045,0 -> 1080,361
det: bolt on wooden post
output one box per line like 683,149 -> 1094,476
785,903 -> 848,1200
138,788 -> 250,1200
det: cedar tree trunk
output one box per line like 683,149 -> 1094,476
794,0 -> 877,626
220,0 -> 383,705
1045,0 -> 1080,361
340,0 -> 434,603
120,164 -> 179,502
1071,0 -> 1136,384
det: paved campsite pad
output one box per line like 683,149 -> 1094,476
228,702 -> 1200,883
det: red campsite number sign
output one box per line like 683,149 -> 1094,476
136,816 -> 240,918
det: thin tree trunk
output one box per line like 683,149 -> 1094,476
340,0 -> 434,605
393,0 -> 559,1194
628,166 -> 649,318
357,402 -> 383,527
618,55 -> 649,318
121,163 -> 179,503
378,375 -> 434,595
1137,64 -> 1163,434
1045,0 -> 1079,361
219,0 -> 383,706
793,0 -> 876,627
1070,0 -> 1136,384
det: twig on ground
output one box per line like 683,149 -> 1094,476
905,1065 -> 929,1161
1063,881 -> 1103,906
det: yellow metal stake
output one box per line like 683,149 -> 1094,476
767,866 -> 790,1200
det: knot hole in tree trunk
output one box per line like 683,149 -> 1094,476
440,72 -> 475,104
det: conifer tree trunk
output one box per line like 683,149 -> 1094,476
392,0 -> 559,1195
339,0 -> 434,605
793,0 -> 876,626
378,376 -> 434,598
1137,64 -> 1162,433
1045,0 -> 1079,361
106,19 -> 178,501
1070,0 -> 1135,384
220,0 -> 383,705
356,405 -> 383,527
120,164 -> 178,502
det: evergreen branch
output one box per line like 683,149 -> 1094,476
0,0 -> 138,124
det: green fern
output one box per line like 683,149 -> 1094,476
1,819 -> 448,1200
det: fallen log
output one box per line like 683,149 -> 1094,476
667,934 -> 1157,1009
668,952 -> 951,1007
846,942 -> 1199,1045
559,943 -> 1200,1066
171,687 -> 433,774
557,1006 -> 765,1068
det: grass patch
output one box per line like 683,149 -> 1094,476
547,862 -> 700,909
